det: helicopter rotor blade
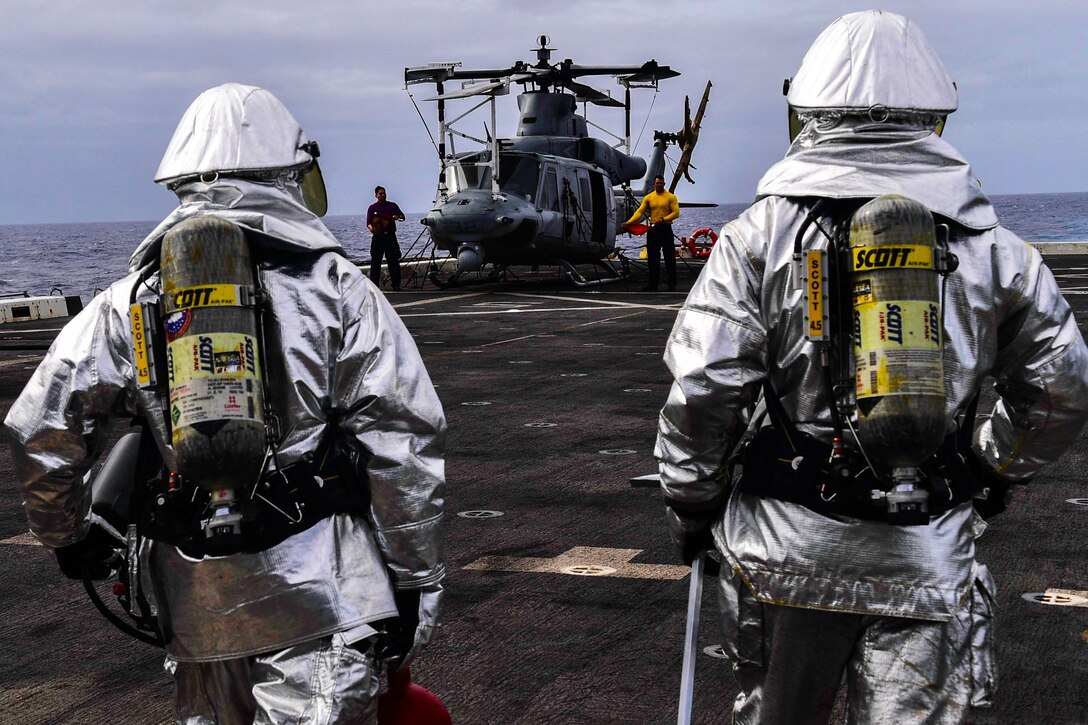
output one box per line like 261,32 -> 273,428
423,73 -> 534,101
623,60 -> 682,84
669,80 -> 713,193
406,63 -> 534,85
564,79 -> 625,108
558,62 -> 681,84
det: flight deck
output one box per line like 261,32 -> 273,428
1,252 -> 1086,723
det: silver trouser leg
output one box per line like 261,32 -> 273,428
171,656 -> 256,725
716,566 -> 997,725
716,567 -> 861,724
847,567 -> 997,724
170,633 -> 381,725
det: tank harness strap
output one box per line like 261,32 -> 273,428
739,380 -> 983,523
141,421 -> 371,557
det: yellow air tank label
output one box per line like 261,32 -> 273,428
852,244 -> 934,271
166,332 -> 263,428
130,304 -> 151,387
855,300 -> 943,398
805,250 -> 827,340
165,283 -> 250,313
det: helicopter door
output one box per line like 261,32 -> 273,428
535,165 -> 565,251
576,171 -> 593,243
539,166 -> 560,213
588,172 -> 609,244
583,170 -> 609,243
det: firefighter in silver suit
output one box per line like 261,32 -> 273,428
4,84 -> 446,723
657,11 -> 1088,722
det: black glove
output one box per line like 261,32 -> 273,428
665,500 -> 723,566
966,451 -> 1023,521
972,469 -> 1021,520
54,524 -> 121,581
377,587 -> 443,671
377,590 -> 419,667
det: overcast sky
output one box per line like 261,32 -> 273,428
1,0 -> 1084,225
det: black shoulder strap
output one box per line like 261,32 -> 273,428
761,378 -> 801,453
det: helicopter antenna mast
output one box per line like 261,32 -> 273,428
624,83 -> 632,155
490,94 -> 501,199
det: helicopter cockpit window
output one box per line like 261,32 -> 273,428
498,155 -> 539,200
448,153 -> 540,200
454,154 -> 487,192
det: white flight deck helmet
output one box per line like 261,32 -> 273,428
784,10 -> 958,141
154,83 -> 328,216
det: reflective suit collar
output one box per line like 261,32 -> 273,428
756,119 -> 998,231
129,178 -> 342,271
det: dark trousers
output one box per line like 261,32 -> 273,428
646,223 -> 676,290
369,232 -> 401,289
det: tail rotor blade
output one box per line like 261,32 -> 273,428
669,80 -> 713,193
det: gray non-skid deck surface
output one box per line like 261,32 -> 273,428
1,256 -> 1086,723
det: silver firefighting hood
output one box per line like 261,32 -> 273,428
131,83 -> 339,270
787,10 -> 957,115
155,83 -> 323,188
759,10 -> 997,230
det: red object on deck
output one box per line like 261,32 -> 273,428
378,668 -> 451,725
622,222 -> 650,236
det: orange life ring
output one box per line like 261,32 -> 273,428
684,227 -> 718,258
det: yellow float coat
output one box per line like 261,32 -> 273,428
625,190 -> 680,226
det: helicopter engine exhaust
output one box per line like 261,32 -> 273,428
457,244 -> 483,272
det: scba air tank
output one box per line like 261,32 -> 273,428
160,217 -> 266,499
850,195 -> 946,468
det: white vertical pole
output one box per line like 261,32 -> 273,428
678,551 -> 705,725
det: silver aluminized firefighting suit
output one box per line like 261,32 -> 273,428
656,11 -> 1088,723
4,84 -> 445,724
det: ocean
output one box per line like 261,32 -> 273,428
2,191 -> 1085,302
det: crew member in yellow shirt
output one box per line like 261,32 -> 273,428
625,174 -> 680,291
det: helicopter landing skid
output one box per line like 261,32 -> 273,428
427,264 -> 507,289
557,259 -> 628,288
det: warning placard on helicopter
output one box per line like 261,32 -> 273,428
855,300 -> 943,398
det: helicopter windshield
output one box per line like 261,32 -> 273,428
449,153 -> 540,200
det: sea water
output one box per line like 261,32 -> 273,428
1,192 -> 1085,302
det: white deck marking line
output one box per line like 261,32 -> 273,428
506,291 -> 683,311
0,356 -> 44,370
391,291 -> 490,310
398,305 -> 673,319
0,532 -> 41,546
480,310 -> 648,347
463,546 -> 691,580
0,327 -> 65,334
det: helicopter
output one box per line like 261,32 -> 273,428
404,36 -> 712,288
